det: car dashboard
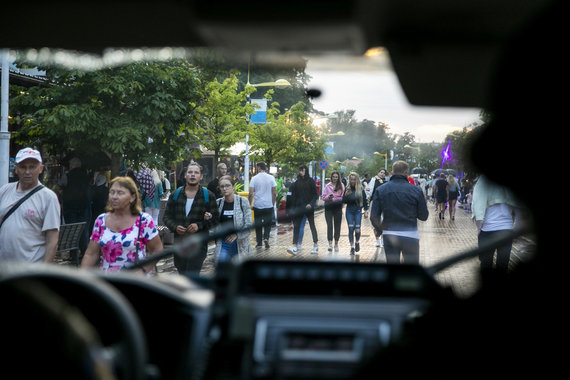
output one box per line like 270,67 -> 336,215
0,259 -> 455,380
214,260 -> 450,380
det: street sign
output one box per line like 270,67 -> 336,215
250,99 -> 267,124
319,160 -> 329,169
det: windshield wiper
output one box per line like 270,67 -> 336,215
130,205 -> 533,279
128,204 -> 325,271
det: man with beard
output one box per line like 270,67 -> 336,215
163,162 -> 219,274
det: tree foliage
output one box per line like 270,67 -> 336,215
10,60 -> 202,175
250,101 -> 326,172
8,53 -> 484,183
325,110 -> 392,161
193,74 -> 256,164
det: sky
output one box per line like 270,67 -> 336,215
304,53 -> 481,143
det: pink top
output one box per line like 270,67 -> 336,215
321,182 -> 345,203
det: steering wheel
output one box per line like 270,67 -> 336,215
0,264 -> 148,380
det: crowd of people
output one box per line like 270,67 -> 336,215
0,147 -> 524,277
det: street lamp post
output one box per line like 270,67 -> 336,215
319,130 -> 344,195
1,50 -> 11,186
404,144 -> 421,167
374,152 -> 388,170
244,73 -> 291,192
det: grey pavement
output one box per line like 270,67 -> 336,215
57,201 -> 535,299
159,201 -> 534,298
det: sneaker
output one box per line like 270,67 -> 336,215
328,242 -> 333,252
334,245 -> 339,253
311,245 -> 318,254
350,247 -> 355,255
355,242 -> 360,252
264,239 -> 270,249
287,246 -> 298,256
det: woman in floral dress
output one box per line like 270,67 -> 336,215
81,176 -> 163,274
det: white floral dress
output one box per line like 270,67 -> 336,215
90,212 -> 158,272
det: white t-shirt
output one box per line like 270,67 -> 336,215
249,172 -> 276,209
0,182 -> 61,262
481,203 -> 519,232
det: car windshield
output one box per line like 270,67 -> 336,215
1,47 -> 535,298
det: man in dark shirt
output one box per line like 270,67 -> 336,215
162,162 -> 219,274
207,162 -> 228,200
286,164 -> 319,255
60,157 -> 90,256
371,161 -> 429,264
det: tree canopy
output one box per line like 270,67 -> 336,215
8,53 -> 483,183
193,74 -> 256,164
10,59 -> 202,175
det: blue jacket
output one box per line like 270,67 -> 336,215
371,174 -> 429,231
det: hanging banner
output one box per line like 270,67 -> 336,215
250,99 -> 267,124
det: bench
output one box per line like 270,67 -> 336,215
156,224 -> 174,245
57,222 -> 87,266
157,199 -> 174,245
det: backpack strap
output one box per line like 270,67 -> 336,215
173,186 -> 184,201
173,186 -> 209,203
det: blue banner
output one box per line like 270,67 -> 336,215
250,99 -> 267,124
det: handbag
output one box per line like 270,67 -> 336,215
134,213 -> 143,262
133,213 -> 153,275
0,185 -> 44,229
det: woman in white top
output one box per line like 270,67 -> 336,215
212,175 -> 253,264
472,175 -> 523,273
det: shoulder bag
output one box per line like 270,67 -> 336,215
0,185 -> 44,229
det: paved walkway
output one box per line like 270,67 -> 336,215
56,201 -> 535,299
153,201 -> 535,298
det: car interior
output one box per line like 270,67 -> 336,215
1,0 -> 565,379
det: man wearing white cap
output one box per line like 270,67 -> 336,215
0,147 -> 60,262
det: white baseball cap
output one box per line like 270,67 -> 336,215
15,147 -> 43,164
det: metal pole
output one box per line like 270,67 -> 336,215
321,168 -> 325,195
244,133 -> 250,192
1,49 -> 11,186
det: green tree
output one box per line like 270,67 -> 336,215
250,101 -> 325,170
325,110 -> 358,161
284,102 -> 326,167
324,110 -> 394,162
237,58 -> 311,112
417,143 -> 441,171
194,74 -> 257,164
248,97 -> 294,166
10,59 -> 202,176
444,122 -> 485,177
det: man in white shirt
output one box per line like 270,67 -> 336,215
248,162 -> 276,248
0,147 -> 60,262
